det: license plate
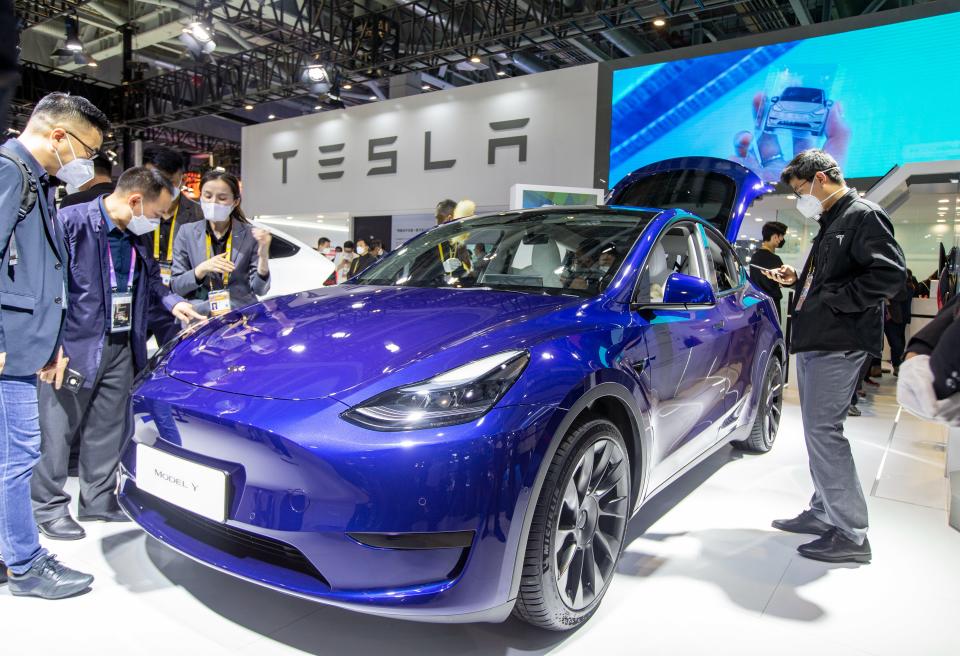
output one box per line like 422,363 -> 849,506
136,444 -> 228,523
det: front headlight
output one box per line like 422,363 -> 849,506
342,350 -> 529,431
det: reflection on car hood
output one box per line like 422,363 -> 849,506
163,285 -> 580,400
776,101 -> 821,112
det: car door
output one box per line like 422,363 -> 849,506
698,224 -> 764,433
628,220 -> 731,492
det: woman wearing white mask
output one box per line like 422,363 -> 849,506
898,295 -> 960,426
171,171 -> 271,318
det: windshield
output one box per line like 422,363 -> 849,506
782,87 -> 824,103
353,209 -> 656,297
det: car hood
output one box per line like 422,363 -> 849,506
163,285 -> 581,401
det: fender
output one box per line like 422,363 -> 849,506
503,381 -> 652,603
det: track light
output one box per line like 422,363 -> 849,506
653,18 -> 667,27
469,54 -> 482,64
300,62 -> 331,94
52,15 -> 90,64
342,83 -> 353,90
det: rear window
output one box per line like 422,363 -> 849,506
611,169 -> 736,223
269,236 -> 300,259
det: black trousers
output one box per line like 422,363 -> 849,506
32,334 -> 134,522
884,321 -> 907,369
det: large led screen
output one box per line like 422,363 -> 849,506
609,11 -> 960,186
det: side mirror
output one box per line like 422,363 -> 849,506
771,96 -> 780,103
663,272 -> 717,306
826,99 -> 834,108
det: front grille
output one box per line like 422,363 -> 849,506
133,487 -> 329,587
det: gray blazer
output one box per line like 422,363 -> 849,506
171,219 -> 271,316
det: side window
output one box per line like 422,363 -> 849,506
269,236 -> 300,259
635,224 -> 700,304
701,230 -> 740,293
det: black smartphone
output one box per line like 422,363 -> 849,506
63,369 -> 85,394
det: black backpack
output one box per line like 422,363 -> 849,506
0,145 -> 38,266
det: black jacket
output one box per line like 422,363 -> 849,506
906,294 -> 960,400
60,181 -> 115,208
790,189 -> 906,357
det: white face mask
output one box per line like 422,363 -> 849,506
356,245 -> 367,255
202,201 -> 233,222
795,168 -> 843,220
54,134 -> 95,188
126,201 -> 161,236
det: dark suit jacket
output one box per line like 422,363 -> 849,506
58,199 -> 185,387
0,139 -> 68,376
171,219 -> 271,315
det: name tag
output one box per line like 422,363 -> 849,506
111,292 -> 133,333
209,289 -> 232,317
160,265 -> 172,287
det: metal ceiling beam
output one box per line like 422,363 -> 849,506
14,1 -> 93,27
118,0 -> 756,128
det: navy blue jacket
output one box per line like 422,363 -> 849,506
58,198 -> 185,388
0,139 -> 68,376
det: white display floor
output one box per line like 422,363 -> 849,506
3,371 -> 958,656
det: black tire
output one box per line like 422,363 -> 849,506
513,417 -> 631,631
733,357 -> 783,453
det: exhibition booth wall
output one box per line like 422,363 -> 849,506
240,64 -> 601,219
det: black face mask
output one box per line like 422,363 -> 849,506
776,236 -> 786,250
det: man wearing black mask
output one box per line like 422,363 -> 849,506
749,221 -> 787,321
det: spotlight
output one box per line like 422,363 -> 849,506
244,104 -> 254,110
52,15 -> 89,63
180,16 -> 216,56
342,83 -> 353,90
314,105 -> 322,110
653,18 -> 667,27
469,55 -> 482,64
496,70 -> 507,77
267,114 -> 276,119
369,95 -> 377,101
422,84 -> 431,90
304,64 -> 328,84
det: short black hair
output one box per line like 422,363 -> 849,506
436,199 -> 456,220
317,237 -> 331,247
143,145 -> 186,176
93,154 -> 113,177
780,149 -> 843,185
370,239 -> 383,251
115,166 -> 175,202
343,240 -> 355,250
761,221 -> 788,242
30,92 -> 110,135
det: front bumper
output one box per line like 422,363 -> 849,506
118,370 -> 560,621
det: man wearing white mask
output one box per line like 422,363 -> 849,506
763,149 -> 905,564
0,92 -> 107,598
899,295 -> 960,426
32,167 -> 203,540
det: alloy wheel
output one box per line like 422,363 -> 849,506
764,365 -> 784,447
553,437 -> 630,611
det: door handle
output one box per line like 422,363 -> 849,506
631,356 -> 653,375
714,321 -> 725,329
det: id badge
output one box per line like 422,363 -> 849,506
209,289 -> 232,317
160,264 -> 172,287
111,292 -> 133,333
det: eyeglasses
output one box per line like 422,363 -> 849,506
791,180 -> 811,196
63,130 -> 102,160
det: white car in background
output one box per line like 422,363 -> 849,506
256,224 -> 335,299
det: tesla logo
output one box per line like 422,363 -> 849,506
271,118 -> 530,183
154,468 -> 199,492
836,234 -> 844,246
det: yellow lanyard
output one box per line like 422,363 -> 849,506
205,227 -> 233,287
153,203 -> 179,262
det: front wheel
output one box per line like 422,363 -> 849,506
733,357 -> 783,453
513,418 -> 631,631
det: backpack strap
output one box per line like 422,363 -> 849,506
0,146 -> 38,266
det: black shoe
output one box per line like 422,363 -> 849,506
0,560 -> 7,584
848,405 -> 862,417
772,510 -> 833,536
7,554 -> 94,599
78,508 -> 130,523
38,515 -> 86,541
798,529 -> 871,564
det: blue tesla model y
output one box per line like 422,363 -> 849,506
119,157 -> 784,630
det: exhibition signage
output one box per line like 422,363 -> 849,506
242,65 -> 599,217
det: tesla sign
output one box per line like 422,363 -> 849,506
241,65 -> 599,216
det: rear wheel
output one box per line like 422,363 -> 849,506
513,418 -> 631,631
733,357 -> 783,453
